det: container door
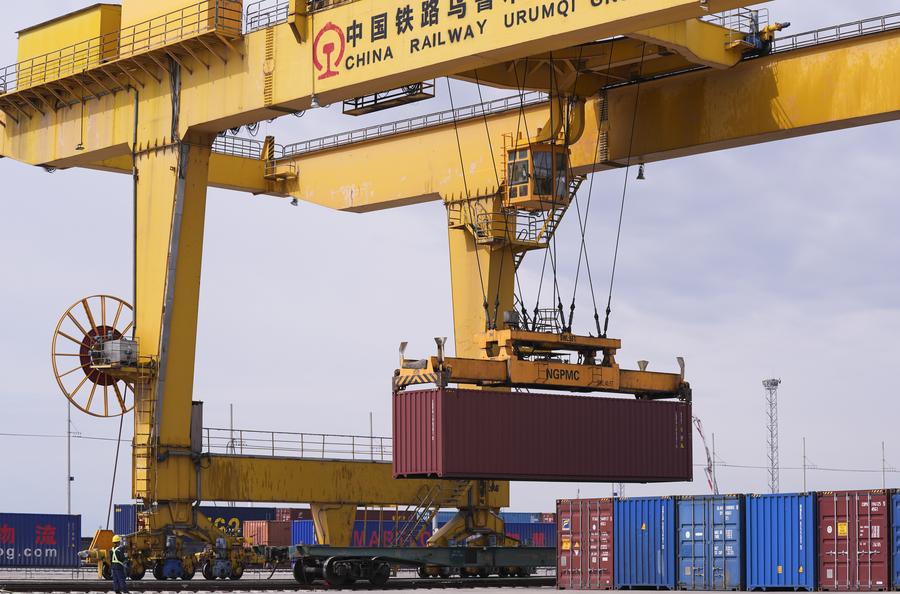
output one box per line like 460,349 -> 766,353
589,501 -> 613,589
711,498 -> 742,590
820,493 -> 851,590
679,499 -> 707,589
855,492 -> 889,591
558,500 -> 586,589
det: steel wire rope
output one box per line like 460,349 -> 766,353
445,77 -> 490,325
601,43 -> 647,338
509,57 -> 556,331
565,41 -> 617,337
472,70 -> 528,330
105,410 -> 126,530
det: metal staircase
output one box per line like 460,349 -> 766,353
513,174 -> 586,271
394,481 -> 469,547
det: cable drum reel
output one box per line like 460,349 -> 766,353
51,294 -> 137,418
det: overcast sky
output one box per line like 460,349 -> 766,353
1,1 -> 899,533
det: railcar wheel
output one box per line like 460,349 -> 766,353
152,562 -> 165,581
229,564 -> 244,580
202,562 -> 214,580
129,563 -> 145,580
369,562 -> 391,587
101,563 -> 112,580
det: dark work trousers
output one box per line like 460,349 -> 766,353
112,563 -> 129,593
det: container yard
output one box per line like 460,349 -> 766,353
1,0 -> 900,592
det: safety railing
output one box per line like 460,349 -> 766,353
0,0 -> 242,94
702,8 -> 768,35
203,427 -> 393,462
280,91 -> 547,158
771,12 -> 900,54
212,133 -> 285,159
245,0 -> 290,33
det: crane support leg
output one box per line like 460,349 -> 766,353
310,504 -> 357,547
132,139 -> 214,512
447,196 -> 516,360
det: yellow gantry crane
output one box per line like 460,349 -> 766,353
2,0 -> 900,582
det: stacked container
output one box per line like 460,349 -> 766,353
818,490 -> 890,591
614,497 -> 676,589
676,495 -> 744,590
892,492 -> 900,591
0,513 -> 81,568
745,493 -> 816,591
243,520 -> 292,546
557,499 -> 614,590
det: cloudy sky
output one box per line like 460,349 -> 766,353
1,1 -> 899,533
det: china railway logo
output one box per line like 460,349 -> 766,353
313,23 -> 345,80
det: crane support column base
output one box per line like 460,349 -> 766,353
311,504 -> 357,547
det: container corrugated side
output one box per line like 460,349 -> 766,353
394,388 -> 692,482
244,520 -> 292,546
614,497 -> 676,589
291,520 -> 434,547
892,492 -> 900,591
745,493 -> 816,591
676,495 -> 744,591
504,522 -> 556,547
113,504 -> 138,536
557,499 -> 614,590
818,490 -> 889,591
0,513 -> 81,568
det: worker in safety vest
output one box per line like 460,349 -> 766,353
109,535 -> 130,594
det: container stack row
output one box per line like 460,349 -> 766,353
558,490 -> 898,591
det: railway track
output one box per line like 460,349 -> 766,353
0,576 -> 555,592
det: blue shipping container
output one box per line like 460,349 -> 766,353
503,522 -> 556,547
436,511 -> 546,524
746,493 -> 816,591
893,492 -> 900,591
614,497 -> 676,589
745,494 -> 818,591
292,520 -> 434,547
676,495 -> 744,591
0,513 -> 81,568
114,503 -> 276,536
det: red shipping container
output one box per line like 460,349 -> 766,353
818,490 -> 890,591
243,520 -> 292,547
557,499 -> 614,590
392,388 -> 692,482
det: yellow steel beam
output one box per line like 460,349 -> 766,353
630,19 -> 743,69
603,31 -> 900,164
0,0 -> 765,167
196,455 -> 509,508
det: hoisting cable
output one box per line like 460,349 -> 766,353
105,404 -> 126,530
445,77 -> 490,326
602,43 -> 647,338
473,69 -> 529,330
566,40 -> 617,336
544,55 -> 568,332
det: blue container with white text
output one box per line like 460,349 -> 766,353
745,493 -> 815,591
676,495 -> 745,591
614,497 -> 676,589
0,513 -> 81,568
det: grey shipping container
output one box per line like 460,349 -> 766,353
0,513 -> 81,568
393,388 -> 692,482
745,493 -> 816,591
614,497 -> 676,589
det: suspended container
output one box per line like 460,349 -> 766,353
818,490 -> 890,591
745,493 -> 816,591
676,495 -> 745,591
393,388 -> 692,482
614,497 -> 676,589
557,499 -> 614,590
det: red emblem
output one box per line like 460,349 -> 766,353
313,23 -> 346,80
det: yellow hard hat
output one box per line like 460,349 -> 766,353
112,535 -> 122,544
